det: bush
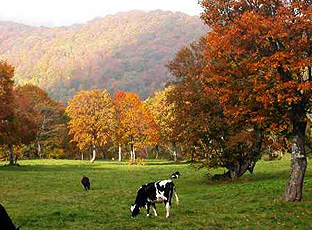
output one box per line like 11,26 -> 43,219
48,149 -> 68,159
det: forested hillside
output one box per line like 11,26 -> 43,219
0,10 -> 208,103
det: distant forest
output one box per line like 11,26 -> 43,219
0,10 -> 209,103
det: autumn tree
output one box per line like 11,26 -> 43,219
12,87 -> 38,159
199,0 -> 312,201
0,61 -> 16,164
165,37 -> 216,162
114,91 -> 159,163
14,84 -> 69,158
66,90 -> 116,163
166,36 -> 259,170
146,87 -> 181,161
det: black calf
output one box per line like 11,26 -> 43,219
81,176 -> 90,191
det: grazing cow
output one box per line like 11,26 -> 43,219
130,180 -> 179,218
81,176 -> 90,191
170,171 -> 180,179
0,204 -> 20,230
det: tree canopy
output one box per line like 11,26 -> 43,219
66,89 -> 116,163
0,61 -> 15,152
114,91 -> 159,162
198,0 -> 312,201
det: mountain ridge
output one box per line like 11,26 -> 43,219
0,10 -> 209,103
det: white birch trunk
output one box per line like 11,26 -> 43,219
90,144 -> 96,163
118,144 -> 122,162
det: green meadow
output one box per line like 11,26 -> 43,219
0,157 -> 311,230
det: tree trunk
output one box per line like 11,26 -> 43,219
81,153 -> 84,160
132,144 -> 136,163
284,119 -> 307,202
129,136 -> 136,163
37,141 -> 42,159
130,144 -> 133,162
228,161 -> 250,179
145,146 -> 148,158
215,130 -> 263,180
102,147 -> 108,159
212,159 -> 254,181
14,155 -> 18,165
172,142 -> 177,162
90,143 -> 96,163
190,147 -> 195,162
129,143 -> 136,163
8,144 -> 14,165
155,145 -> 160,159
118,144 -> 122,162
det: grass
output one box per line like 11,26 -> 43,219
0,157 -> 311,230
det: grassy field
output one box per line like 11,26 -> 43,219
0,157 -> 311,230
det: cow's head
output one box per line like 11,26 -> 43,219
130,204 -> 140,217
130,184 -> 148,217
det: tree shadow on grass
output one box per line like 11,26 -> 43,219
0,164 -> 114,172
250,166 -> 310,182
145,160 -> 190,166
205,169 -> 293,186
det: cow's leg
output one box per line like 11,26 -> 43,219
146,203 -> 151,217
151,203 -> 157,216
165,202 -> 171,218
166,192 -> 173,218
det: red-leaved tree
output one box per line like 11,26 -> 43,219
200,0 -> 312,201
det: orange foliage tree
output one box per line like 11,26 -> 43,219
200,0 -> 312,201
13,87 -> 38,152
113,91 -> 159,162
165,37 -> 219,162
146,87 -> 182,161
0,61 -> 16,164
14,84 -> 69,158
1,63 -> 68,163
166,37 -> 260,169
66,90 -> 116,163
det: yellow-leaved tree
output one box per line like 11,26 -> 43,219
145,86 -> 179,161
66,89 -> 116,163
114,91 -> 159,163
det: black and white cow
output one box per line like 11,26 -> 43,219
170,171 -> 180,179
0,204 -> 20,230
130,180 -> 179,218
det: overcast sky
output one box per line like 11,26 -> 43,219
0,0 -> 203,27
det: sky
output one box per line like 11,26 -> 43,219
0,0 -> 203,27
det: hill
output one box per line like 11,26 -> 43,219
0,10 -> 209,103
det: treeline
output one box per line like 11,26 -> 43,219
0,62 -> 191,164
